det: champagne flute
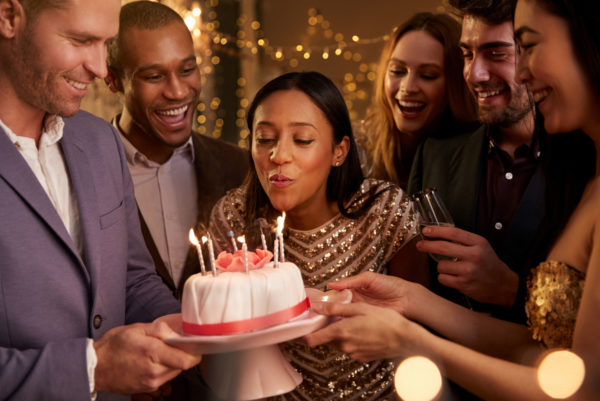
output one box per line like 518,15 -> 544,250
411,188 -> 457,263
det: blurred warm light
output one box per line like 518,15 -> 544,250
192,7 -> 201,17
275,48 -> 283,59
322,50 -> 329,60
352,35 -> 360,42
537,350 -> 585,399
296,44 -> 304,52
334,48 -> 342,56
184,15 -> 196,30
395,356 -> 442,401
303,51 -> 311,60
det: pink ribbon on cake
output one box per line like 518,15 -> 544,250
182,297 -> 311,336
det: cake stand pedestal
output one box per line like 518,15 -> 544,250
157,288 -> 351,400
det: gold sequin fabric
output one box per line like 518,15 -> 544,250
209,179 -> 417,401
525,260 -> 584,349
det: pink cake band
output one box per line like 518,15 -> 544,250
182,297 -> 311,336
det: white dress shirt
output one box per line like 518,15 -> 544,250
117,127 -> 198,288
0,116 -> 95,396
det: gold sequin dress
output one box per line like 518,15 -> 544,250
209,179 -> 418,401
525,260 -> 585,349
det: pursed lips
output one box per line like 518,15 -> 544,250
269,173 -> 292,187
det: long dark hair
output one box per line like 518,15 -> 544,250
530,0 -> 600,98
523,0 -> 599,264
244,71 -> 367,234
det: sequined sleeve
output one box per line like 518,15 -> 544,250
349,179 -> 418,264
208,187 -> 248,253
526,260 -> 585,348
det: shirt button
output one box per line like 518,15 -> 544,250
505,172 -> 513,180
494,222 -> 503,230
93,315 -> 103,329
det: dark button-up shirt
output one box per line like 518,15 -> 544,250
476,127 -> 541,251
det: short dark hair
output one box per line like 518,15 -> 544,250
529,0 -> 600,99
244,71 -> 365,228
106,1 -> 186,76
448,0 -> 517,25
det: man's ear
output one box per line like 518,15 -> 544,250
104,68 -> 124,93
0,0 -> 24,39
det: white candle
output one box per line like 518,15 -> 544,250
188,229 -> 206,275
205,234 -> 217,276
260,227 -> 267,251
274,236 -> 279,269
228,231 -> 238,252
238,236 -> 248,273
276,212 -> 286,262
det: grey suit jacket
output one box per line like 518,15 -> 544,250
0,111 -> 180,401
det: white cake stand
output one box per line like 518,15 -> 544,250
156,288 -> 351,401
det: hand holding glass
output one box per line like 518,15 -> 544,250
411,188 -> 457,263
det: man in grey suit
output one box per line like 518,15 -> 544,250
0,0 -> 201,399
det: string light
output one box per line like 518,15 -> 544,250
159,1 -> 390,145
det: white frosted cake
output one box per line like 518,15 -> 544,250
181,250 -> 309,336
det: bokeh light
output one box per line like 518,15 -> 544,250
537,350 -> 585,399
395,356 -> 442,401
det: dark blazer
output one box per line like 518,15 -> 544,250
137,132 -> 249,299
0,111 -> 180,401
408,123 -> 594,322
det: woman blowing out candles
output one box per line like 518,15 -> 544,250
208,71 -> 426,400
305,1 -> 600,400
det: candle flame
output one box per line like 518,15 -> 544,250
189,229 -> 199,246
276,212 -> 286,235
237,235 -> 246,244
202,235 -> 208,244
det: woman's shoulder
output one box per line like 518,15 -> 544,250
210,186 -> 248,226
346,178 -> 407,213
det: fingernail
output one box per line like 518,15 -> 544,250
422,226 -> 431,235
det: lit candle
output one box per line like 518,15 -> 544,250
273,236 -> 279,269
238,236 -> 248,273
189,229 -> 206,275
228,231 -> 238,252
205,234 -> 217,276
260,227 -> 267,251
277,212 -> 286,262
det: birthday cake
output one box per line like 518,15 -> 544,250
181,249 -> 309,336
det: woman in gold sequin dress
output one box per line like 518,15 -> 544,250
208,71 -> 425,400
306,1 -> 600,399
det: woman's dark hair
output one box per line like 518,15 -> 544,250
243,71 -> 366,234
529,0 -> 600,98
520,0 -> 599,264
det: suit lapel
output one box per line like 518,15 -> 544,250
0,125 -> 86,274
60,122 -> 99,284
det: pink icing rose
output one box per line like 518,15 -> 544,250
215,248 -> 273,272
